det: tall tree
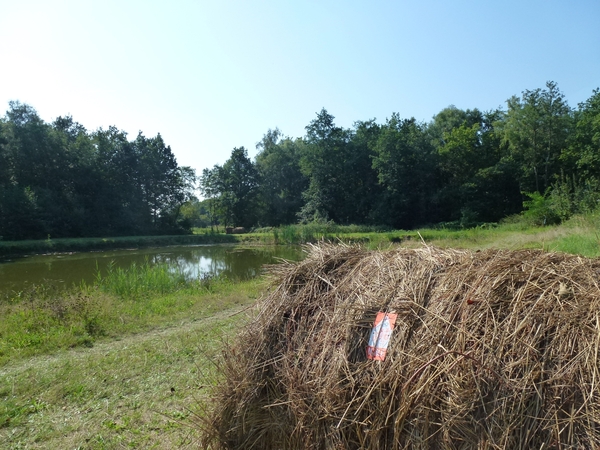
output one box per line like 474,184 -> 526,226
501,81 -> 572,193
345,119 -> 382,224
299,108 -> 370,224
255,129 -> 308,226
49,115 -> 96,236
564,89 -> 600,179
208,147 -> 260,228
372,114 -> 437,228
299,109 -> 344,222
135,133 -> 193,232
428,105 -> 483,151
436,109 -> 521,224
0,102 -> 194,239
93,126 -> 142,235
200,166 -> 222,231
0,102 -> 61,238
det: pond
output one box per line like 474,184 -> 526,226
0,245 -> 304,294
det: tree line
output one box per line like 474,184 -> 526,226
200,81 -> 600,230
0,102 -> 195,240
3,81 -> 599,241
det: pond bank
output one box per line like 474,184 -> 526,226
0,233 -> 239,258
0,244 -> 304,295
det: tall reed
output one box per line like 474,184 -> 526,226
94,260 -> 190,299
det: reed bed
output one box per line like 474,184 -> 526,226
95,260 -> 190,298
201,243 -> 600,449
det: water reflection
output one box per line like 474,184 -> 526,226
0,245 -> 303,294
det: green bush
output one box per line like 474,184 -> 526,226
522,191 -> 561,226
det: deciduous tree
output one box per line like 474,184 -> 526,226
501,81 -> 572,193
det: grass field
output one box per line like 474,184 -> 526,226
233,212 -> 600,257
2,212 -> 600,448
0,310 -> 243,449
0,264 -> 264,448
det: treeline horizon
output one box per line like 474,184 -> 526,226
198,81 -> 600,230
3,80 -> 600,241
0,102 -> 195,240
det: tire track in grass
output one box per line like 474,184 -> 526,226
0,303 -> 253,449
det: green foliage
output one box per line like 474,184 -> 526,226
501,81 -> 573,194
255,130 -> 308,226
372,114 -> 437,228
0,102 -> 195,241
179,198 -> 212,228
521,175 -> 600,226
199,166 -> 221,231
522,191 -> 560,226
5,81 -> 600,238
563,89 -> 600,178
297,109 -> 374,224
200,147 -> 259,228
434,111 -> 520,224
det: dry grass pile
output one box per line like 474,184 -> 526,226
201,244 -> 600,449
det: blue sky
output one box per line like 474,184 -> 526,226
1,0 -> 598,176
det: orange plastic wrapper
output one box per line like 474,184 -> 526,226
366,312 -> 398,361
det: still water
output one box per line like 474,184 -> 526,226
0,245 -> 304,294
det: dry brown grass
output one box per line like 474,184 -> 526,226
201,243 -> 600,449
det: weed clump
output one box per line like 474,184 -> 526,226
202,243 -> 600,449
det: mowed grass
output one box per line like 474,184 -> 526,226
0,311 -> 244,448
409,214 -> 600,257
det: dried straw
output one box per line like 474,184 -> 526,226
200,243 -> 600,449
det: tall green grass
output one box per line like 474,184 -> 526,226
261,223 -> 390,245
94,260 -> 191,299
550,234 -> 600,257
